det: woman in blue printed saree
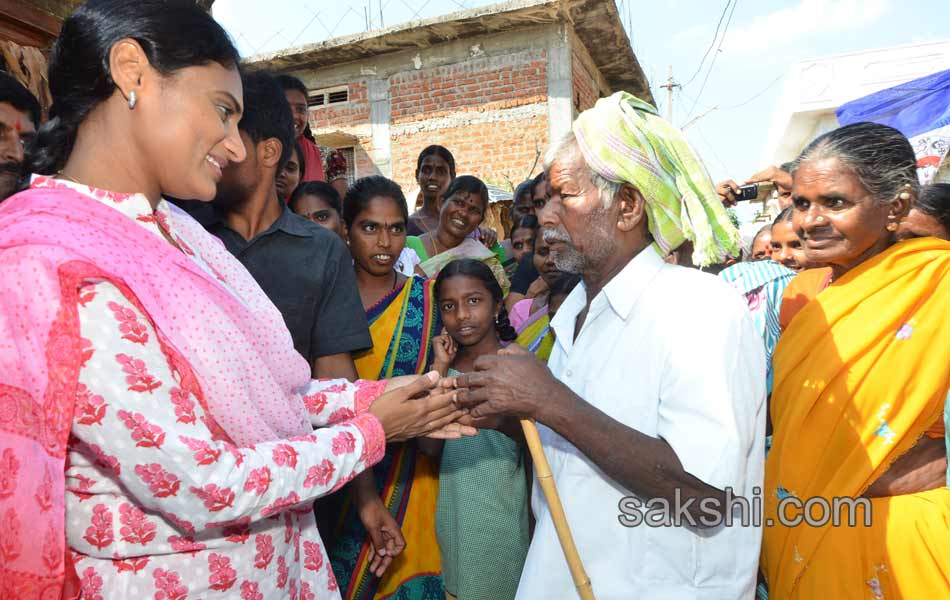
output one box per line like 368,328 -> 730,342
328,176 -> 444,599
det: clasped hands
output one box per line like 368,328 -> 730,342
368,345 -> 560,443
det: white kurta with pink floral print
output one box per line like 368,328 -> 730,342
58,184 -> 387,600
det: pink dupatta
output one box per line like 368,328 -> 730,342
0,177 -> 315,597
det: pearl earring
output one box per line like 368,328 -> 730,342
128,90 -> 137,110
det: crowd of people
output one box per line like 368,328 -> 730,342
0,1 -> 949,599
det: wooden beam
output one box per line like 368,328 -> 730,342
0,0 -> 62,47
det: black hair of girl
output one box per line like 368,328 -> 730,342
917,183 -> 950,233
415,144 -> 456,178
342,175 -> 408,229
442,175 -> 490,216
434,258 -> 517,343
290,181 -> 342,215
27,0 -> 241,176
510,213 -> 539,239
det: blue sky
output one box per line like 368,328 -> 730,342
214,0 -> 949,185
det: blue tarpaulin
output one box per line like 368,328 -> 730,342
836,69 -> 950,182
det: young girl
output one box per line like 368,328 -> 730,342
428,259 -> 530,600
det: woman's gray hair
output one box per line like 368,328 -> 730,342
791,122 -> 919,204
544,131 -> 623,210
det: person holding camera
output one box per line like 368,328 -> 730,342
716,163 -> 795,208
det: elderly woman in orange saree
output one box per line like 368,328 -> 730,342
763,122 -> 950,598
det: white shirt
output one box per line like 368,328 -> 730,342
515,245 -> 766,600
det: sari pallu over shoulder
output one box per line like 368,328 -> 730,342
332,276 -> 444,599
0,179 -> 316,597
763,237 -> 950,598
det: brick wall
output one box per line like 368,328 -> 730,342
390,109 -> 548,204
572,49 -> 599,115
389,49 -> 547,124
310,81 -> 370,130
304,46 -> 553,193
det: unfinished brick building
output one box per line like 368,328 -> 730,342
249,0 -> 652,198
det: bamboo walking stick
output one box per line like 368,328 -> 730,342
520,418 -> 596,600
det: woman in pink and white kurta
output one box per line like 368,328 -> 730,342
55,178 -> 389,600
0,7 -> 465,598
0,169 -> 453,599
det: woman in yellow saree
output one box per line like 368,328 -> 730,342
763,122 -> 950,598
328,176 -> 444,599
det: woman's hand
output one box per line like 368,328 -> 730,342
431,330 -> 458,376
370,372 -> 466,442
478,226 -> 498,249
356,495 -> 406,577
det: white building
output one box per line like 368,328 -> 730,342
763,38 -> 950,181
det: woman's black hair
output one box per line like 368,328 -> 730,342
512,179 -> 533,205
342,175 -> 408,229
415,144 -> 456,178
509,213 -> 539,239
290,181 -> 342,216
773,206 -> 794,226
548,272 -> 582,300
27,0 -> 241,175
442,175 -> 490,216
916,183 -> 950,233
531,170 -> 547,194
792,121 -> 919,203
434,258 -> 517,342
293,141 -> 306,177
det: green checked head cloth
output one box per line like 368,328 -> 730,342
571,91 -> 741,267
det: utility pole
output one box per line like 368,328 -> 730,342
659,65 -> 680,122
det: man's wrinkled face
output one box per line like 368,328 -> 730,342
537,150 -> 617,274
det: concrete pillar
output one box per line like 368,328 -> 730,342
367,78 -> 393,178
546,22 -> 574,148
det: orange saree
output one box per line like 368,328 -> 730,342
763,237 -> 950,598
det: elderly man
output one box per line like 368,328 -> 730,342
456,92 -> 766,599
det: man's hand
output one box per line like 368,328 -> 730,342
452,346 -> 568,420
716,179 -> 741,207
745,165 -> 793,189
357,496 -> 406,577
